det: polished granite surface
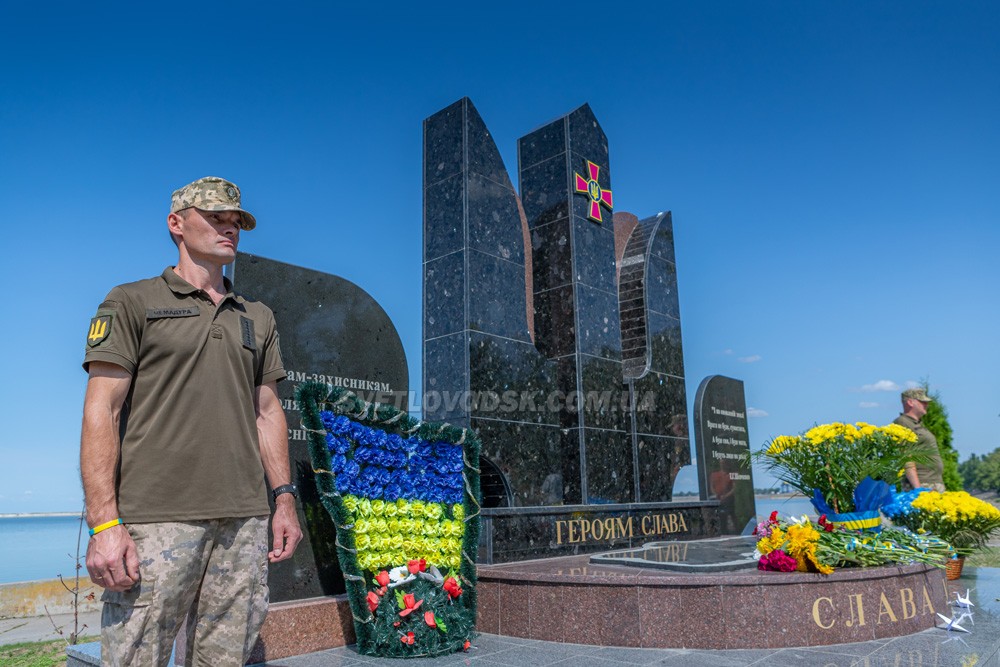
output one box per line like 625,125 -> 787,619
251,566 -> 1000,666
422,99 -> 692,536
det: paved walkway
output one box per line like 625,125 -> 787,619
0,609 -> 101,646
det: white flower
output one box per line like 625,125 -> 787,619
388,565 -> 409,583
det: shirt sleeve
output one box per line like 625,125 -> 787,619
257,307 -> 286,386
82,286 -> 141,375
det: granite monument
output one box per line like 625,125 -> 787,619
423,98 -> 717,562
229,252 -> 408,600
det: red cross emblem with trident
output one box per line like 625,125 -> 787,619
574,160 -> 613,223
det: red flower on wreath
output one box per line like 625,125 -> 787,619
424,611 -> 437,628
407,559 -> 427,574
367,591 -> 380,613
463,640 -> 471,651
400,631 -> 415,645
376,570 -> 390,587
399,593 -> 424,617
443,576 -> 463,599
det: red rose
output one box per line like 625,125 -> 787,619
769,511 -> 779,523
407,558 -> 427,574
443,576 -> 463,599
376,570 -> 390,587
399,593 -> 423,617
424,611 -> 437,628
367,591 -> 380,613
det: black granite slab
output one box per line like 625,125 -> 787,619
591,536 -> 759,572
479,502 -> 720,564
229,252 -> 408,601
694,375 -> 757,535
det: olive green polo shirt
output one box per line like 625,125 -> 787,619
83,268 -> 285,523
893,413 -> 944,490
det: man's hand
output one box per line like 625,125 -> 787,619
86,524 -> 140,591
268,496 -> 303,563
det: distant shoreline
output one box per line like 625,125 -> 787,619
0,512 -> 81,519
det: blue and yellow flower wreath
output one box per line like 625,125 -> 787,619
296,382 -> 481,658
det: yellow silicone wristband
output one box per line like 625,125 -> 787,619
89,518 -> 123,536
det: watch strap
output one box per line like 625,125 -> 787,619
272,483 -> 298,501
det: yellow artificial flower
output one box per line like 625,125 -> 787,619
357,498 -> 373,517
452,504 -> 465,521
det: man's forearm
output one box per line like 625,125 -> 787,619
257,400 -> 291,489
81,409 -> 121,525
80,370 -> 130,526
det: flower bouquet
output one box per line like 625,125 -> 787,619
757,422 -> 929,529
754,511 -> 953,574
883,490 -> 1000,557
296,383 -> 480,658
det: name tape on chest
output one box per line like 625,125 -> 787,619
146,307 -> 200,319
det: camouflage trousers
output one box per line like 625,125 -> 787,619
101,517 -> 269,667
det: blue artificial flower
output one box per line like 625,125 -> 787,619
383,483 -> 402,501
342,459 -> 360,481
334,473 -> 352,493
331,454 -> 347,474
320,412 -> 354,435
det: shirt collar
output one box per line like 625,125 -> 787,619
160,267 -> 243,303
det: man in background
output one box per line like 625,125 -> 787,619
80,176 -> 302,665
895,388 -> 945,493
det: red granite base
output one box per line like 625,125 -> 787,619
240,556 -> 948,660
248,595 -> 354,663
475,554 -> 949,649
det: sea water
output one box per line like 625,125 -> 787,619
0,515 -> 89,584
0,497 -> 818,584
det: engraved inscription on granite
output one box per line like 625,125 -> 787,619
694,375 -> 756,534
229,252 -> 408,601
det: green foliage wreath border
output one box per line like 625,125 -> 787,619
295,382 -> 482,657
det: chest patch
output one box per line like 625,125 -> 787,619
146,307 -> 200,319
240,316 -> 256,350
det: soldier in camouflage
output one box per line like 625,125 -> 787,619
80,176 -> 303,666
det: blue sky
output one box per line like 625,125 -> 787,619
1,2 -> 997,512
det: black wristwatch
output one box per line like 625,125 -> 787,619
272,484 -> 298,501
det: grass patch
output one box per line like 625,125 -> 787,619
967,546 -> 1000,568
0,636 -> 99,667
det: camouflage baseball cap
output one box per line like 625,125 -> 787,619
170,176 -> 257,230
901,388 -> 933,402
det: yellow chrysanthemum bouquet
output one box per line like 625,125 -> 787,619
886,491 -> 1000,557
757,422 -> 928,528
